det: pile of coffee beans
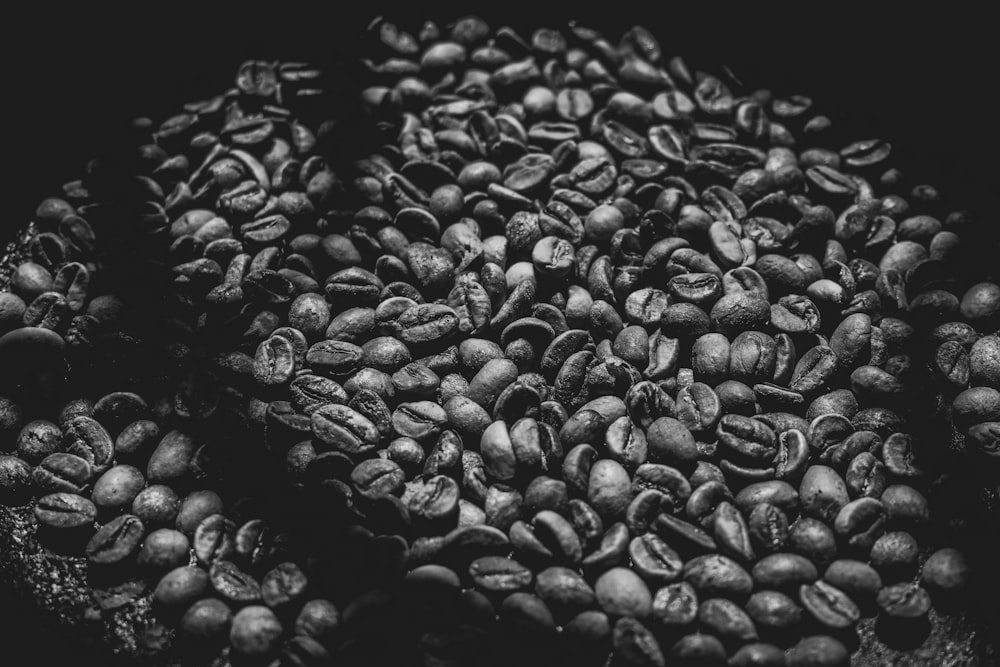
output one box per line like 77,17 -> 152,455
1,15 -> 997,667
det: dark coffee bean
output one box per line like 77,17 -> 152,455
833,497 -> 887,552
799,581 -> 860,629
153,565 -> 210,611
683,554 -> 753,600
788,518 -> 838,566
752,553 -> 818,590
730,642 -> 788,667
799,465 -> 849,523
33,453 -> 92,494
712,500 -> 755,562
630,533 -> 684,585
34,491 -> 97,530
699,597 -> 759,644
786,635 -> 849,667
823,560 -> 882,598
876,583 -> 931,619
86,514 -> 145,566
194,513 -> 237,566
469,555 -> 533,594
668,633 -> 727,665
0,455 -> 33,503
91,464 -> 145,512
311,404 -> 379,455
261,562 -> 308,610
595,566 -> 652,617
654,512 -> 719,553
230,605 -> 283,657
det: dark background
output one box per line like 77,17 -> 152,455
1,4 -> 995,663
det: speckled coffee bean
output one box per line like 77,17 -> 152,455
137,528 -> 191,571
0,455 -> 34,504
91,464 -> 145,512
132,485 -> 180,526
175,489 -> 225,535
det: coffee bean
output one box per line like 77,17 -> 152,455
876,583 -> 931,619
230,605 -> 283,656
34,491 -> 97,530
799,580 -> 860,629
86,513 -> 145,566
138,528 -> 190,571
595,566 -> 652,617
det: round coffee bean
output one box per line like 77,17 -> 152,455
0,454 -> 33,503
138,528 -> 190,571
230,605 -> 283,656
595,567 -> 652,617
179,598 -> 233,643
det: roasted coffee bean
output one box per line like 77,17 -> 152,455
788,518 -> 838,566
629,533 -> 684,585
194,513 -> 237,566
799,465 -> 849,523
311,404 -> 379,455
33,452 -> 92,494
786,635 -> 849,667
595,566 -> 652,617
153,565 -> 211,611
91,464 -> 145,512
833,497 -> 887,552
876,583 -> 931,619
612,616 -> 665,667
230,605 -> 283,657
261,562 -> 308,610
683,554 -> 753,600
86,513 -> 145,566
823,559 -> 882,599
752,553 -> 819,593
799,580 -> 860,629
699,597 -> 759,644
34,492 -> 97,530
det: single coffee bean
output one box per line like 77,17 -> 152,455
683,554 -> 753,600
179,597 -> 233,643
833,497 -> 887,552
33,452 -> 92,495
595,566 -> 652,617
85,513 -> 145,566
799,580 -> 860,629
699,597 -> 759,643
230,605 -> 284,656
34,491 -> 96,530
612,616 -> 666,667
876,583 -> 932,619
788,518 -> 838,566
786,635 -> 849,667
630,533 -> 684,585
823,559 -> 882,598
261,561 -> 309,610
91,464 -> 145,512
138,528 -> 190,571
746,590 -> 802,631
799,465 -> 849,523
153,565 -> 211,611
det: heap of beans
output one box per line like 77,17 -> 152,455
0,15 -> 996,667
